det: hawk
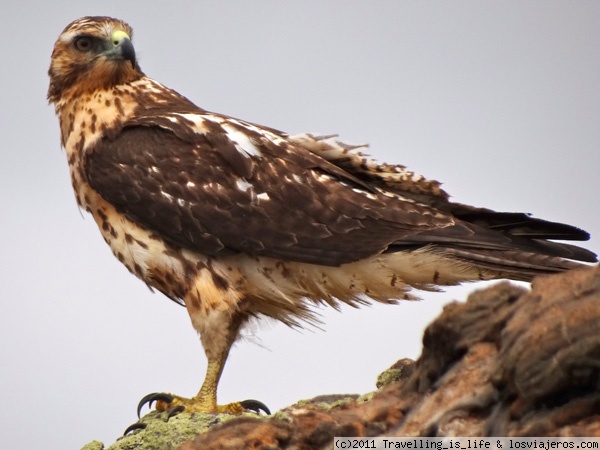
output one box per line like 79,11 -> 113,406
48,16 -> 596,416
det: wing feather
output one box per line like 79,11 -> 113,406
84,115 -> 459,265
85,112 -> 596,268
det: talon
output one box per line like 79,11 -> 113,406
167,405 -> 186,420
137,392 -> 174,418
123,422 -> 147,436
240,399 -> 271,415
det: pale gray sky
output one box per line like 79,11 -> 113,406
1,2 -> 598,449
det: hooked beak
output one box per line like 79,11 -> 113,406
106,30 -> 136,67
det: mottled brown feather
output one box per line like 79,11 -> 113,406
85,117 -> 596,272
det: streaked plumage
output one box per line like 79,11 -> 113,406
48,16 -> 596,415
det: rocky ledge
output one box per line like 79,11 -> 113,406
83,265 -> 600,450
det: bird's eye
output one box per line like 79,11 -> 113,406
74,37 -> 93,52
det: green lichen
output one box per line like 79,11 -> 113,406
376,358 -> 415,389
356,391 -> 375,404
290,394 -> 358,412
271,410 -> 292,422
376,368 -> 404,388
80,410 -> 261,450
327,396 -> 356,409
81,441 -> 104,450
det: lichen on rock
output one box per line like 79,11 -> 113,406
81,410 -> 257,450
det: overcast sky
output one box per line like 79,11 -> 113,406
1,2 -> 598,449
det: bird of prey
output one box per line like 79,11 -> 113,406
48,16 -> 596,416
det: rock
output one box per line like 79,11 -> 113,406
376,358 -> 416,389
86,410 -> 258,450
82,265 -> 600,449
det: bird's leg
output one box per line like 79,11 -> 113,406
147,347 -> 237,413
137,311 -> 270,416
191,346 -> 237,413
192,312 -> 270,414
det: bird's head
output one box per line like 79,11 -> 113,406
48,16 -> 143,103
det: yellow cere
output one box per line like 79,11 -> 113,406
111,30 -> 130,46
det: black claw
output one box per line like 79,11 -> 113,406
240,399 -> 271,415
123,421 -> 147,436
137,392 -> 174,418
166,405 -> 186,420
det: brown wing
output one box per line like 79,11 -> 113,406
85,113 -> 596,269
83,115 -> 491,265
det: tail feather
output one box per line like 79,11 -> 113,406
435,247 -> 588,282
451,210 -> 591,241
390,210 -> 596,282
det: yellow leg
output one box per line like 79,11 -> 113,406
191,351 -> 236,412
152,350 -> 245,414
137,313 -> 269,416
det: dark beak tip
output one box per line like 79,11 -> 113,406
119,38 -> 137,67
